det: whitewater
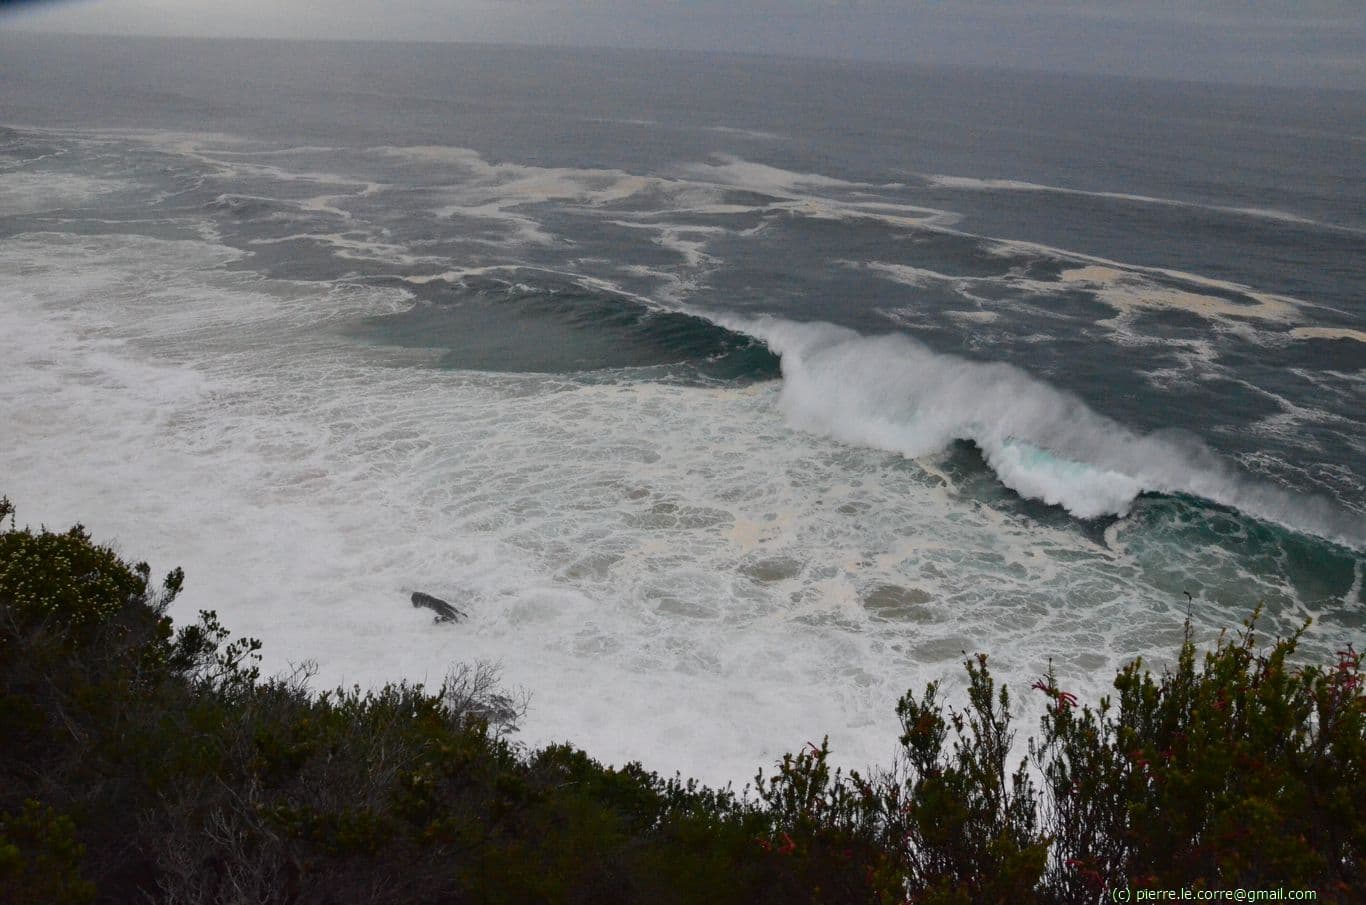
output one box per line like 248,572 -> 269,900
2,35 -> 1362,785
721,315 -> 1362,543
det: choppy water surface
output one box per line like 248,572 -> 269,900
1,34 -> 1362,783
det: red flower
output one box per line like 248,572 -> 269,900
1032,679 -> 1078,710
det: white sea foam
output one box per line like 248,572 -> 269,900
921,173 -> 1344,230
382,145 -> 663,212
669,156 -> 956,227
3,120 -> 1360,788
25,134 -> 1342,541
247,231 -> 450,267
212,146 -> 342,156
681,154 -> 869,193
8,229 -> 1343,787
393,147 -> 668,246
376,147 -> 957,284
121,137 -> 1343,358
0,172 -> 134,213
850,259 -> 1302,332
703,126 -> 788,141
371,146 -> 957,256
712,315 -> 1364,547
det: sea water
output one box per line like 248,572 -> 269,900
1,34 -> 1362,784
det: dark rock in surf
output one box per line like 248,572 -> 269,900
411,591 -> 466,623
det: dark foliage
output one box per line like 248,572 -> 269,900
1,495 -> 1361,903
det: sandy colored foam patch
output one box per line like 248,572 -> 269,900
1058,265 -> 1298,324
1290,327 -> 1366,343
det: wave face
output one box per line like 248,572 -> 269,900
724,316 -> 1363,548
360,275 -> 780,382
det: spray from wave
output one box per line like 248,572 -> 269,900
712,315 -> 1363,549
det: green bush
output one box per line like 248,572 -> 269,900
750,619 -> 1363,904
1,496 -> 1361,904
0,800 -> 96,905
0,520 -> 147,630
1031,613 -> 1364,900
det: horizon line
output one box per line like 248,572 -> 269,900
4,26 -> 1364,96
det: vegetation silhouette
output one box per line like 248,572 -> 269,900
1,495 -> 1360,903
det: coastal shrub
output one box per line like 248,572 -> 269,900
0,518 -> 148,631
1030,614 -> 1364,901
0,800 -> 95,905
755,626 -> 1363,903
754,659 -> 1049,904
1,497 -> 1361,903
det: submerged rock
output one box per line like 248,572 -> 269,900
861,583 -> 934,621
411,591 -> 466,623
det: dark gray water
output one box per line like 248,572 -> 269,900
2,33 -> 1361,782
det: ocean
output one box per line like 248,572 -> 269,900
2,33 -> 1362,784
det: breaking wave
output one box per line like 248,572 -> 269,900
714,315 -> 1363,549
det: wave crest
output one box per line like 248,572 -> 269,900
717,315 -> 1361,547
